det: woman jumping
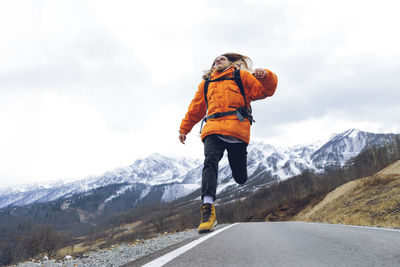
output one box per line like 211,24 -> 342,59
179,53 -> 278,233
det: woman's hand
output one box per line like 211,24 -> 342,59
253,68 -> 267,79
179,133 -> 186,144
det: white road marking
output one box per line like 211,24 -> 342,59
295,221 -> 400,232
142,223 -> 239,267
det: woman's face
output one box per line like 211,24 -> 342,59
213,55 -> 230,70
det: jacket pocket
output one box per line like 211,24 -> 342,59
206,87 -> 219,114
227,86 -> 244,108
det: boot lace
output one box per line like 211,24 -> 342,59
201,204 -> 212,223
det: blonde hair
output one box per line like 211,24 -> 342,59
203,53 -> 253,79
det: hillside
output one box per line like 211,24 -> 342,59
296,160 -> 400,228
2,129 -> 397,210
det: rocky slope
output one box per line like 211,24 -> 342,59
295,160 -> 400,228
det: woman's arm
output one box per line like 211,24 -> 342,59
242,68 -> 278,102
179,81 -> 207,137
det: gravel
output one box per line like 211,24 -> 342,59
12,228 -> 202,267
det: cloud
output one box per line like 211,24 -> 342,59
0,32 -> 149,90
251,53 -> 400,144
1,0 -> 400,185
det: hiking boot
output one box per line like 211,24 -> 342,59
198,203 -> 217,233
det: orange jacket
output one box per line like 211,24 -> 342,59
179,67 -> 277,143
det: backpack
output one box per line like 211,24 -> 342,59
199,69 -> 254,134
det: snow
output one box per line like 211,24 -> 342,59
216,179 -> 236,194
104,185 -> 133,203
139,187 -> 151,199
0,129 -> 396,208
161,184 -> 199,202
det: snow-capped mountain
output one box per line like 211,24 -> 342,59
0,129 -> 397,209
0,154 -> 201,208
310,129 -> 397,168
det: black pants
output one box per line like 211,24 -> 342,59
201,135 -> 248,201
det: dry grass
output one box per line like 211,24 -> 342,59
57,242 -> 88,256
55,221 -> 143,258
295,160 -> 400,228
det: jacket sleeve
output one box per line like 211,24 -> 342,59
179,81 -> 207,135
242,69 -> 278,102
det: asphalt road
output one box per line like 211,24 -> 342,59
142,222 -> 400,267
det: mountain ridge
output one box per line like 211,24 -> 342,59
0,129 -> 398,209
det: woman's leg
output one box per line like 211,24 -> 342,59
201,135 -> 225,201
227,142 -> 248,184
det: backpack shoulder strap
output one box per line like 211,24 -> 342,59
204,78 -> 210,109
233,69 -> 247,110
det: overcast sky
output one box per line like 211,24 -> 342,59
1,0 -> 399,186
